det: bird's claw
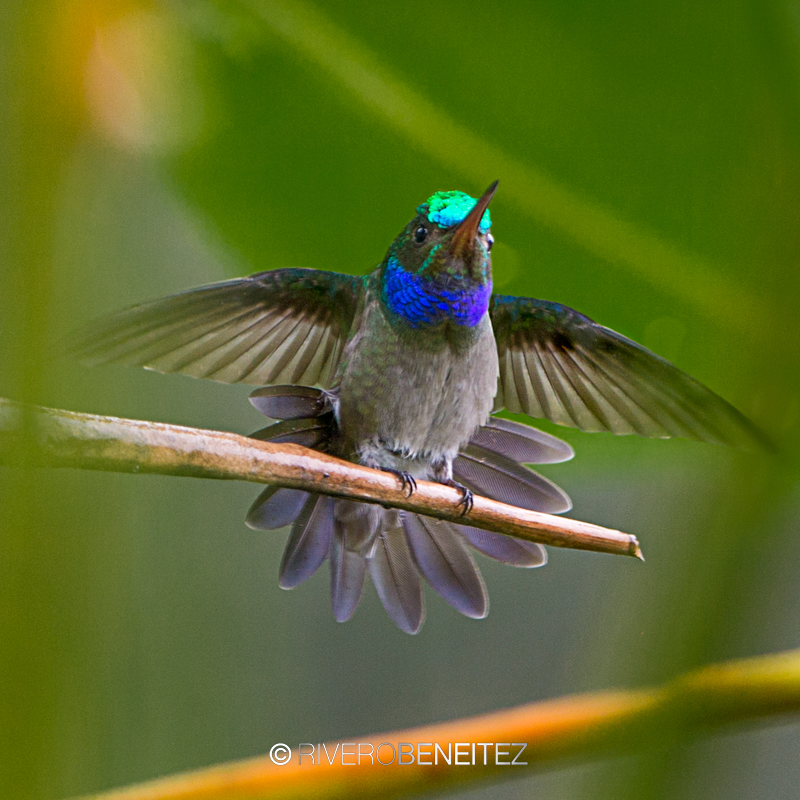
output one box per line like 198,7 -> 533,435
457,486 -> 474,516
381,468 -> 417,497
442,479 -> 473,516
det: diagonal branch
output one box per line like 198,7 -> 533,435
74,648 -> 800,800
0,398 -> 641,559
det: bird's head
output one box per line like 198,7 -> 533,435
380,181 -> 498,329
390,181 -> 497,281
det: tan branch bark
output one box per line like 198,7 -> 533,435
75,648 -> 800,800
0,398 -> 641,558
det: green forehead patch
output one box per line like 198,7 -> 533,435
417,191 -> 492,233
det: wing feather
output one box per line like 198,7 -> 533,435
491,295 -> 770,450
70,269 -> 363,389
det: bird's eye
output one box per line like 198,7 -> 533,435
486,233 -> 494,252
413,226 -> 428,244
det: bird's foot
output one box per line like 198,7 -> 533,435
380,467 -> 417,498
441,478 -> 473,516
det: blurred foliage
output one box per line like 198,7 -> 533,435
1,1 -> 799,799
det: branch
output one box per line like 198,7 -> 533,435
74,648 -> 800,800
0,398 -> 641,559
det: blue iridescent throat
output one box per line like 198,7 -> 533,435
382,257 -> 492,329
418,191 -> 492,233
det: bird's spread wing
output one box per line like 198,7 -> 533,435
70,269 -> 363,387
490,295 -> 769,450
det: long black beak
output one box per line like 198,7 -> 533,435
450,180 -> 498,259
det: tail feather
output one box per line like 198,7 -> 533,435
369,513 -> 425,634
470,417 -> 573,464
249,385 -> 327,420
330,534 -> 367,623
455,523 -> 547,567
250,416 -> 332,449
453,444 -> 572,514
329,500 -> 377,622
402,513 -> 488,619
279,494 -> 335,589
246,486 -> 310,530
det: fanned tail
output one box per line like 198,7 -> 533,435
246,385 -> 573,632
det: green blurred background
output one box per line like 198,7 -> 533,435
2,1 -> 799,798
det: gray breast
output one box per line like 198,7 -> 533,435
335,299 -> 499,469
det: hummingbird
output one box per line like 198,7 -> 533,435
73,181 -> 768,633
